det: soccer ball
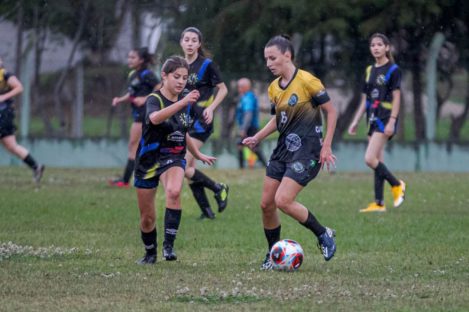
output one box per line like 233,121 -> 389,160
270,239 -> 304,271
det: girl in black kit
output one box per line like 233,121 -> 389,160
0,56 -> 44,183
179,27 -> 230,219
348,33 -> 406,212
134,56 -> 216,264
110,47 -> 160,187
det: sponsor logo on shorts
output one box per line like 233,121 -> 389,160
292,161 -> 305,173
285,133 -> 302,152
310,160 -> 317,167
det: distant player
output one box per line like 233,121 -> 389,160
243,35 -> 337,270
179,27 -> 229,219
134,56 -> 216,264
348,33 -> 406,212
110,47 -> 160,188
236,77 -> 267,169
0,56 -> 44,183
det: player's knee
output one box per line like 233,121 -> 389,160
166,187 -> 181,202
364,154 -> 376,168
260,200 -> 275,215
274,193 -> 293,212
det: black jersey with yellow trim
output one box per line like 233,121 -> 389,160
185,55 -> 223,117
134,90 -> 195,180
0,69 -> 14,108
268,68 -> 330,162
362,62 -> 401,123
127,68 -> 159,98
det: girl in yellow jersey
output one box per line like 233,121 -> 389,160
243,35 -> 337,269
348,33 -> 406,213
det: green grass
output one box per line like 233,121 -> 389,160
1,168 -> 468,311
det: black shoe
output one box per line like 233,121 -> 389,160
136,253 -> 156,265
260,252 -> 273,271
163,245 -> 177,261
199,207 -> 216,220
34,165 -> 45,184
214,183 -> 229,212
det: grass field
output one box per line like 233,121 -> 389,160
0,167 -> 468,311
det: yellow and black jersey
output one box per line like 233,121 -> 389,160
268,68 -> 330,162
134,91 -> 195,180
0,69 -> 14,107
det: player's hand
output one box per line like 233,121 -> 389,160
133,96 -> 147,107
112,97 -> 120,107
242,136 -> 259,149
0,95 -> 6,103
384,120 -> 395,137
203,107 -> 214,124
183,90 -> 200,106
319,144 -> 336,172
197,153 -> 216,166
348,121 -> 358,135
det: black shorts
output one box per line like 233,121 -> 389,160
132,105 -> 146,123
0,106 -> 16,139
189,119 -> 213,143
134,158 -> 186,189
367,117 -> 398,140
266,158 -> 321,187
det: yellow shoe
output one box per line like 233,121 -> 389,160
392,180 -> 406,207
359,202 -> 386,213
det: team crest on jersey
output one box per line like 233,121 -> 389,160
179,113 -> 193,128
292,161 -> 305,173
288,93 -> 298,106
285,133 -> 302,152
187,73 -> 198,86
376,74 -> 386,86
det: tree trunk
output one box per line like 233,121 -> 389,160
449,86 -> 469,141
14,0 -> 24,76
410,52 -> 426,141
53,1 -> 89,136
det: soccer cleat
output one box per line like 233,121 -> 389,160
260,252 -> 273,271
359,202 -> 386,213
33,164 -> 45,184
317,227 -> 336,261
136,253 -> 156,265
392,180 -> 406,207
108,179 -> 129,188
199,206 -> 216,220
163,245 -> 177,261
214,183 -> 229,212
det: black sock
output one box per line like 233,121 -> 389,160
375,162 -> 400,187
191,169 -> 221,193
164,208 -> 182,247
141,228 -> 157,256
122,159 -> 135,183
374,169 -> 385,205
238,150 -> 244,169
23,154 -> 38,170
264,226 -> 281,251
300,211 -> 326,237
189,182 -> 213,216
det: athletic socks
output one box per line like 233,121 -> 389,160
141,228 -> 157,256
191,169 -> 221,193
122,159 -> 135,183
374,169 -> 385,205
22,154 -> 38,170
189,182 -> 214,217
164,208 -> 182,247
375,162 -> 400,187
264,226 -> 281,251
300,211 -> 326,237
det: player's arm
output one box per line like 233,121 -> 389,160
320,100 -> 337,171
112,92 -> 131,106
149,91 -> 199,125
348,94 -> 367,135
186,133 -> 216,165
203,82 -> 228,124
384,89 -> 401,136
0,76 -> 23,102
242,116 -> 277,149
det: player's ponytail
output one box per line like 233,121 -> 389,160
369,33 -> 394,63
265,35 -> 295,61
132,47 -> 155,68
180,27 -> 212,58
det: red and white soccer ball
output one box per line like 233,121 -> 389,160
270,239 -> 304,271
